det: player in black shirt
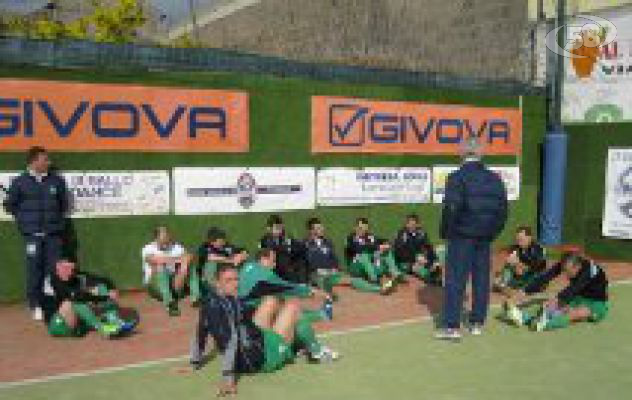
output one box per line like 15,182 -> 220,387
393,214 -> 442,285
198,227 -> 249,284
504,251 -> 609,332
259,214 -> 308,284
494,226 -> 547,295
42,259 -> 137,338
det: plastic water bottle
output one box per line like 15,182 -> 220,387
323,297 -> 334,321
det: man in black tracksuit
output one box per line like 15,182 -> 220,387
438,137 -> 508,339
259,214 -> 308,284
3,147 -> 69,321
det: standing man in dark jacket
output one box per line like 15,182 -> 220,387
3,147 -> 69,321
436,137 -> 508,340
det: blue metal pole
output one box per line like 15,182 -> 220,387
539,0 -> 568,245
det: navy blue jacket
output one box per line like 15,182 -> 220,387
4,172 -> 69,236
440,161 -> 508,241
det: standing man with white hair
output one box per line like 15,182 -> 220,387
436,136 -> 508,340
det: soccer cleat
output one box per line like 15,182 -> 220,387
469,324 -> 483,336
506,303 -> 525,327
310,346 -> 340,363
380,278 -> 395,295
434,328 -> 462,341
119,318 -> 138,335
98,322 -> 121,338
32,307 -> 43,321
168,302 -> 181,317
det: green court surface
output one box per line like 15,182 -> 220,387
2,284 -> 631,400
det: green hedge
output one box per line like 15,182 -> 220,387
0,66 -> 544,302
564,123 -> 632,260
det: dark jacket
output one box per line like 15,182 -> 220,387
509,242 -> 547,273
394,228 -> 437,266
304,236 -> 339,272
440,161 -> 508,241
42,272 -> 112,323
259,233 -> 306,279
345,233 -> 387,264
4,172 -> 69,236
525,258 -> 608,303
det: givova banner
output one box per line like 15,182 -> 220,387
0,171 -> 170,219
173,167 -> 316,215
603,148 -> 632,239
317,168 -> 432,206
432,165 -> 520,203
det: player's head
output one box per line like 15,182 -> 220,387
256,248 -> 276,269
154,226 -> 172,250
307,217 -> 324,237
55,258 -> 76,281
515,226 -> 533,248
216,264 -> 239,297
461,136 -> 483,160
27,146 -> 50,174
267,214 -> 284,237
560,251 -> 583,278
207,227 -> 226,247
355,217 -> 369,235
405,214 -> 419,230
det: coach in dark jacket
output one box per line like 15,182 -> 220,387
3,147 -> 69,321
436,137 -> 508,340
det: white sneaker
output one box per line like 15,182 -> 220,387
469,324 -> 483,336
32,307 -> 43,321
310,346 -> 340,363
534,311 -> 548,332
506,304 -> 525,327
434,328 -> 462,341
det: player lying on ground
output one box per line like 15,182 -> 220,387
239,248 -> 333,321
190,264 -> 339,397
345,217 -> 404,295
393,214 -> 442,286
42,259 -> 137,338
503,251 -> 609,332
303,217 -> 354,300
198,227 -> 248,284
259,214 -> 309,284
142,226 -> 199,316
493,226 -> 546,297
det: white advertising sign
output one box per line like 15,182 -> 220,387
317,168 -> 432,206
173,167 -> 316,215
432,165 -> 520,203
603,148 -> 632,239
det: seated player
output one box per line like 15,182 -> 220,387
190,264 -> 339,397
42,259 -> 137,338
345,217 -> 403,295
198,227 -> 248,284
504,251 -> 609,332
142,226 -> 199,316
259,214 -> 308,284
494,226 -> 547,295
393,214 -> 442,285
239,248 -> 332,320
303,217 -> 347,299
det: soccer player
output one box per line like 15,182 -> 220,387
504,251 -> 609,332
259,214 -> 308,283
494,226 -> 546,294
393,214 -> 442,285
345,217 -> 403,295
141,226 -> 199,316
304,217 -> 346,298
42,259 -> 136,338
190,264 -> 339,397
198,227 -> 248,284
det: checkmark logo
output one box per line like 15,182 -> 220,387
329,104 -> 369,146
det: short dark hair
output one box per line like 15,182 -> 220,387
267,214 -> 283,227
356,217 -> 369,225
406,214 -> 419,222
516,226 -> 533,237
256,248 -> 275,261
207,227 -> 226,241
215,263 -> 238,280
26,146 -> 47,165
560,251 -> 583,268
307,217 -> 321,230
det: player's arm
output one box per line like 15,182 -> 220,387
218,322 -> 239,396
3,178 -> 21,215
523,262 -> 563,295
440,174 -> 464,240
556,268 -> 592,304
57,176 -> 70,215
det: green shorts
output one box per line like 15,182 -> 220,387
48,313 -> 86,337
260,328 -> 293,373
501,265 -> 537,289
567,297 -> 609,323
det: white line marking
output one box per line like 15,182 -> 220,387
1,279 -> 630,390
